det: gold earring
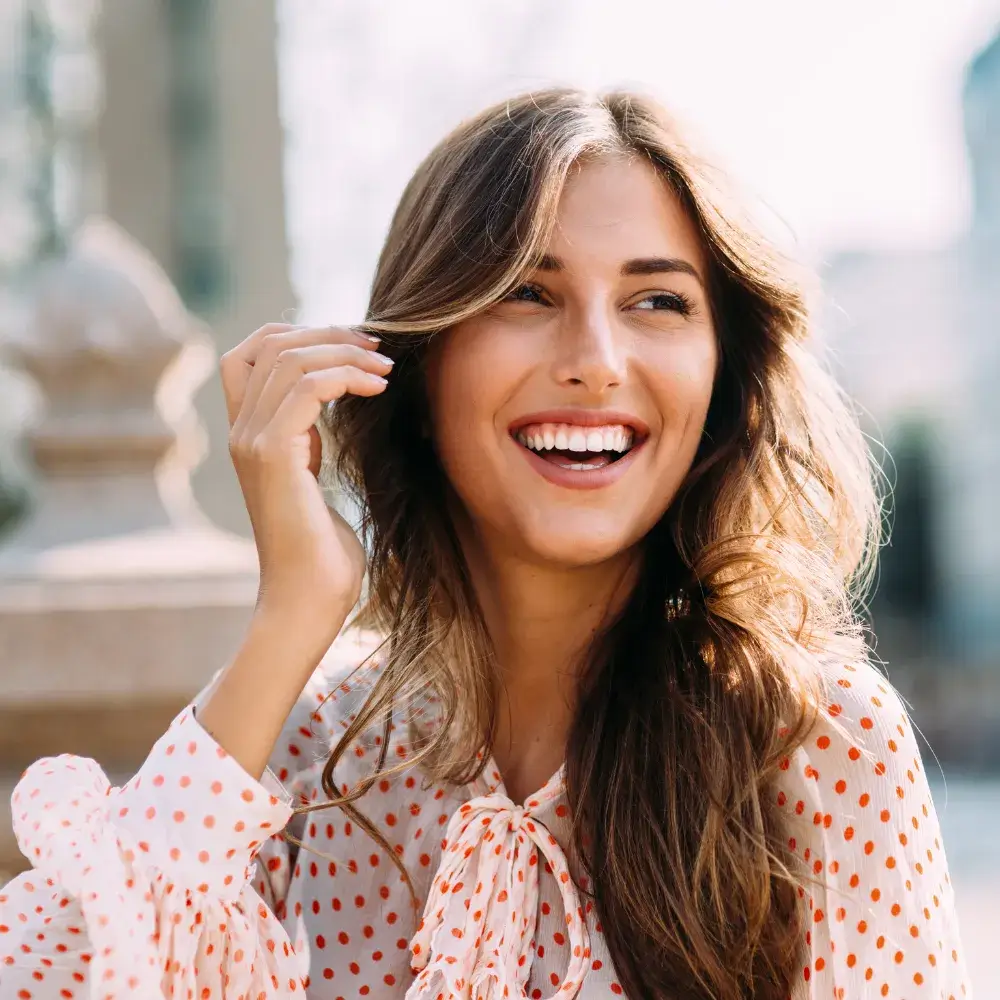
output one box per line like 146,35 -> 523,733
665,589 -> 691,621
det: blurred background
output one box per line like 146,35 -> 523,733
0,0 -> 998,992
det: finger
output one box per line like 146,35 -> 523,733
220,324 -> 379,429
220,323 -> 303,427
238,326 -> 382,431
241,367 -> 388,462
240,344 -> 393,440
308,423 -> 322,480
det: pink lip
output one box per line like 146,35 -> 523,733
508,408 -> 650,492
509,409 -> 650,437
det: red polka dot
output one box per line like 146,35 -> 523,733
0,635 -> 970,1000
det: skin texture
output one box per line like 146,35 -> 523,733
425,155 -> 719,800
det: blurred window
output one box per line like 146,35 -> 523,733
878,419 -> 941,621
167,0 -> 226,312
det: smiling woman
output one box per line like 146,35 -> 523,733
427,150 -> 719,587
424,156 -> 717,566
0,89 -> 972,1000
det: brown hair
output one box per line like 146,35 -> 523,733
301,88 -> 879,999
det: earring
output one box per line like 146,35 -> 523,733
665,589 -> 691,621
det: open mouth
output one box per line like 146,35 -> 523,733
512,421 -> 641,471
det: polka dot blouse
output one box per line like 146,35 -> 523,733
0,629 -> 972,998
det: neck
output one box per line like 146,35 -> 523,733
472,545 -> 637,685
459,521 -> 640,802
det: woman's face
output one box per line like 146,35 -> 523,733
425,154 -> 719,568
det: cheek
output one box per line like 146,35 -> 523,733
425,329 -> 510,494
651,335 -> 718,430
429,332 -> 488,437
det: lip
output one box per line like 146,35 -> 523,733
508,409 -> 650,437
508,408 -> 650,492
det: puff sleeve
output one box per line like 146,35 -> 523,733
777,659 -> 973,999
0,629 -> 383,999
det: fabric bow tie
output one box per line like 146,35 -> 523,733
405,791 -> 591,999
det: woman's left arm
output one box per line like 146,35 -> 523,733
774,660 -> 973,1000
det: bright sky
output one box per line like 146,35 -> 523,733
562,0 -> 1000,256
279,0 -> 1000,318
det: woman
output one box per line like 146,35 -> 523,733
0,89 -> 971,999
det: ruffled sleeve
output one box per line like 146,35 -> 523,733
0,707 -> 305,998
776,659 -> 973,999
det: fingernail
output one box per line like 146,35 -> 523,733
362,332 -> 381,343
368,373 -> 388,384
372,352 -> 394,366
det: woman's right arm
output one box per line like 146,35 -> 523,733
197,321 -> 390,781
1,675 -> 302,998
0,323 -> 392,998
0,625 -> 381,999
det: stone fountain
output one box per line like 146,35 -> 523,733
0,218 -> 260,875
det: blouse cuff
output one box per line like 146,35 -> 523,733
13,706 -> 294,904
114,707 -> 294,897
9,711 -> 306,998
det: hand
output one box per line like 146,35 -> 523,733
220,322 -> 391,630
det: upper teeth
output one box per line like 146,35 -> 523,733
515,422 -> 634,453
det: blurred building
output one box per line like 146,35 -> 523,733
0,0 -> 296,536
824,27 -> 1000,677
98,0 -> 296,535
0,0 -> 293,878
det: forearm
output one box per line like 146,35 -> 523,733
197,604 -> 353,780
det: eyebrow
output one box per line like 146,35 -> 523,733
532,253 -> 704,287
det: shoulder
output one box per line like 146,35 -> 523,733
303,626 -> 385,710
775,654 -> 937,849
775,664 -> 971,993
801,656 -> 918,775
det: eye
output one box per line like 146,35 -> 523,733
631,291 -> 694,316
503,282 -> 548,305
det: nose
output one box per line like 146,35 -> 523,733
550,305 -> 628,395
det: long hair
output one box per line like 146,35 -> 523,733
306,88 -> 879,999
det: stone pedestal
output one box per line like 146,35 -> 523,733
0,218 -> 259,876
95,0 -> 297,537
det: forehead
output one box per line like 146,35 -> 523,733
547,154 -> 705,270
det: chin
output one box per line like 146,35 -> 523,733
515,515 -> 640,569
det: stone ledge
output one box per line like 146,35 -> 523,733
0,700 -> 186,775
0,599 -> 255,704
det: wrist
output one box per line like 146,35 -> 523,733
197,608 -> 351,780
252,588 -> 356,645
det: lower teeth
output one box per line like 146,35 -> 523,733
541,451 -> 620,470
522,443 -> 630,470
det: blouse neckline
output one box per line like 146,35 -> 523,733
473,751 -> 568,813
